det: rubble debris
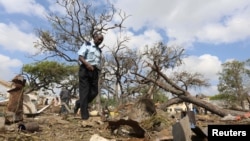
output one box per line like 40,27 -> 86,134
191,126 -> 207,139
221,114 -> 239,121
81,120 -> 94,128
127,98 -> 156,123
18,122 -> 40,133
0,117 -> 5,132
152,128 -> 173,141
5,75 -> 26,123
23,94 -> 37,114
89,134 -> 116,141
172,116 -> 192,141
89,110 -> 99,116
107,119 -> 145,138
180,111 -> 208,140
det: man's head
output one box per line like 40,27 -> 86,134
93,33 -> 104,46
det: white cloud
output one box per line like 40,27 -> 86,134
0,0 -> 47,18
0,23 -> 39,54
0,54 -> 22,81
128,30 -> 163,51
189,85 -> 219,96
175,54 -> 222,95
103,29 -> 163,52
181,54 -> 222,80
0,54 -> 22,95
0,0 -> 248,96
197,14 -> 250,43
111,0 -> 250,47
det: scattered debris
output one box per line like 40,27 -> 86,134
89,134 -> 115,141
221,114 -> 239,121
107,119 -> 145,138
0,117 -> 5,132
18,122 -> 40,133
172,116 -> 192,141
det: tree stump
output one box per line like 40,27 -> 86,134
5,75 -> 26,124
127,98 -> 156,122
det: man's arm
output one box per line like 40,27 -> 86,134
78,55 -> 94,71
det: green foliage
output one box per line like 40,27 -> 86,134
153,92 -> 169,103
217,60 -> 249,108
217,60 -> 245,94
100,96 -> 118,107
22,61 -> 78,94
209,93 -> 237,102
141,113 -> 171,130
23,61 -> 67,82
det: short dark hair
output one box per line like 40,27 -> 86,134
93,32 -> 103,38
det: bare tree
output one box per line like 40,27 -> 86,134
103,36 -> 131,102
100,36 -> 150,105
130,42 -> 234,117
34,0 -> 129,62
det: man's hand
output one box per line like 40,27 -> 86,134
79,56 -> 94,71
85,63 -> 94,71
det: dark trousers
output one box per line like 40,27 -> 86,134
78,65 -> 99,120
60,98 -> 69,114
74,99 -> 80,114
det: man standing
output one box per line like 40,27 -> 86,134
77,33 -> 104,122
59,87 -> 70,114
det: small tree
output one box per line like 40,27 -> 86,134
22,61 -> 78,96
217,60 -> 250,110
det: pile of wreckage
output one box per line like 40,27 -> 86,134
1,75 -> 250,141
0,75 -> 53,124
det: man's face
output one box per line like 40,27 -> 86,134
94,35 -> 104,46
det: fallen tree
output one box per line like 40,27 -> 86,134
160,96 -> 243,117
129,43 -> 245,117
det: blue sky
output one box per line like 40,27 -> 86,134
0,0 -> 250,96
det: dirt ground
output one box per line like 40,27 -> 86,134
0,104 -> 175,141
1,104 -> 250,141
0,108 -> 121,141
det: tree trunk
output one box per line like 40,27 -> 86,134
241,100 -> 245,110
96,74 -> 102,114
161,95 -> 244,117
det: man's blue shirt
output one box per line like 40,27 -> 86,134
77,41 -> 102,68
